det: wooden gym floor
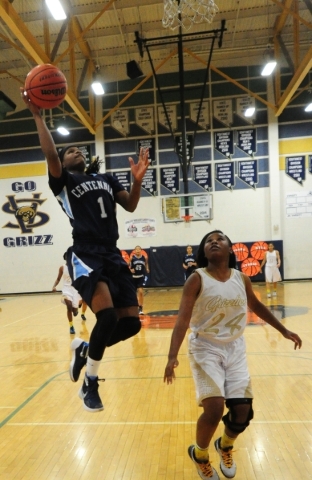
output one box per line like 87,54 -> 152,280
0,281 -> 311,480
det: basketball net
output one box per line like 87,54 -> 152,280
182,215 -> 193,223
162,0 -> 219,31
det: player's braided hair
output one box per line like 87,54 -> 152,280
85,156 -> 103,174
196,230 -> 237,268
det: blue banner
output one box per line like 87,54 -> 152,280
174,135 -> 194,161
193,164 -> 212,191
215,162 -> 235,190
136,138 -> 155,163
238,160 -> 258,188
214,131 -> 234,157
309,155 -> 312,174
237,129 -> 256,156
160,166 -> 180,193
113,170 -> 131,192
286,156 -> 305,185
141,168 -> 157,196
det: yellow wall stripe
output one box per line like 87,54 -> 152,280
279,138 -> 312,155
0,162 -> 46,179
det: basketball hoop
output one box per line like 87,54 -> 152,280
182,215 -> 193,223
162,0 -> 219,31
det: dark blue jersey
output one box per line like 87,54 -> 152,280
130,255 -> 147,278
49,169 -> 125,245
183,253 -> 197,279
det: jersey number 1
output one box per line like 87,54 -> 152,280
97,197 -> 108,218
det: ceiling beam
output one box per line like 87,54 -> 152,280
0,0 -> 96,134
276,45 -> 312,116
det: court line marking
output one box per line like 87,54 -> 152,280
7,420 -> 312,426
0,305 -> 63,328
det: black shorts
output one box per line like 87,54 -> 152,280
66,244 -> 138,309
133,276 -> 147,289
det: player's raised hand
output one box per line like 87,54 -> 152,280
128,147 -> 149,182
20,87 -> 41,116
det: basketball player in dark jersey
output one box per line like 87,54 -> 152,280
183,245 -> 197,281
129,246 -> 149,314
22,89 -> 149,413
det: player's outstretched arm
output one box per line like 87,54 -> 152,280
20,88 -> 62,178
164,273 -> 201,384
244,273 -> 302,350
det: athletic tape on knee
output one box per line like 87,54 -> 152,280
222,398 -> 254,433
88,307 -> 118,360
107,316 -> 141,346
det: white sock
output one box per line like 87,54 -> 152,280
86,357 -> 101,378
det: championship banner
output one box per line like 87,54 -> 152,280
215,162 -> 235,190
125,218 -> 156,238
238,160 -> 258,188
157,104 -> 177,131
236,96 -> 256,122
111,109 -> 129,136
189,101 -> 209,130
309,155 -> 312,174
141,168 -> 157,196
193,164 -> 212,190
286,156 -> 305,185
213,99 -> 233,126
174,134 -> 194,161
113,171 -> 131,192
135,107 -> 155,134
160,166 -> 180,193
136,138 -> 155,163
237,129 -> 256,156
214,131 -> 234,157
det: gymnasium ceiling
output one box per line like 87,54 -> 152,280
0,0 -> 311,133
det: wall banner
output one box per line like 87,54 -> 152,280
113,170 -> 131,192
136,138 -> 155,163
286,156 -> 305,185
125,218 -> 156,238
189,101 -> 209,130
215,162 -> 235,190
213,99 -> 233,126
111,109 -> 129,136
135,107 -> 155,134
174,134 -> 194,161
238,160 -> 258,188
237,129 -> 256,156
214,131 -> 234,157
309,155 -> 312,174
236,96 -> 256,122
141,168 -> 157,196
157,105 -> 177,131
193,164 -> 212,190
160,166 -> 180,193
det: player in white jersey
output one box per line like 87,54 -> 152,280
164,230 -> 301,480
260,243 -> 281,298
52,253 -> 81,334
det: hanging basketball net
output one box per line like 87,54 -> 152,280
162,0 -> 219,31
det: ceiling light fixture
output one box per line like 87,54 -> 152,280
91,66 -> 105,96
244,107 -> 255,117
45,0 -> 67,20
261,45 -> 277,76
57,116 -> 70,135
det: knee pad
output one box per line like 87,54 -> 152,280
88,308 -> 118,360
222,398 -> 254,434
107,316 -> 141,346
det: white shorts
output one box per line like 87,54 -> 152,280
61,285 -> 81,308
265,265 -> 281,283
188,333 -> 253,406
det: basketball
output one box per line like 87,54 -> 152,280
232,243 -> 249,262
241,258 -> 260,277
24,64 -> 67,109
250,241 -> 268,260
